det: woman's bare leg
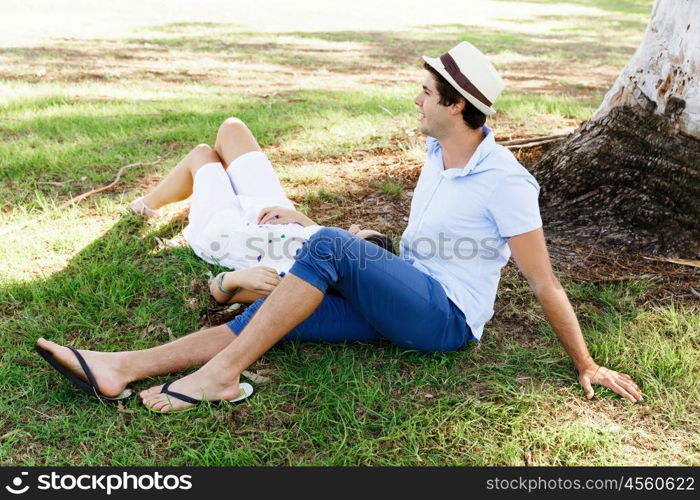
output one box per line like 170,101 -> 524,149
214,117 -> 262,168
136,117 -> 262,213
140,144 -> 222,210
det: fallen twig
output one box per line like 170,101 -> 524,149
590,274 -> 656,283
642,256 -> 700,269
0,157 -> 163,236
498,133 -> 569,147
505,138 -> 567,150
13,357 -> 40,368
378,105 -> 395,116
25,406 -> 56,419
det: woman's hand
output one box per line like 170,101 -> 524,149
226,267 -> 281,296
257,206 -> 315,226
578,364 -> 644,403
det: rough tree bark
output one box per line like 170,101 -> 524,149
533,0 -> 700,257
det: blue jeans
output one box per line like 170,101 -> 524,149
226,227 -> 473,352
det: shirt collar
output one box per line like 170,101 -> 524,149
440,125 -> 496,178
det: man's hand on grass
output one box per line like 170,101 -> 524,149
578,364 -> 644,403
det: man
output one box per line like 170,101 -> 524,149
36,42 -> 643,412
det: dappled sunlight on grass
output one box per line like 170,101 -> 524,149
2,4 -> 649,99
0,87 -> 417,216
278,164 -> 327,185
5,0 -> 698,466
493,92 -> 601,136
0,0 -> 653,48
0,208 -> 111,283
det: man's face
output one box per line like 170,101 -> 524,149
414,72 -> 450,137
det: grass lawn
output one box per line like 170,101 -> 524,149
1,0 -> 698,465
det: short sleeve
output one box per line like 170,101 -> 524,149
486,173 -> 542,238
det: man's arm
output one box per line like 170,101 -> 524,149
507,228 -> 643,403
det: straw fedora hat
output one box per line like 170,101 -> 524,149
422,41 -> 504,116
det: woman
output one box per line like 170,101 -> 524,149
129,118 -> 394,306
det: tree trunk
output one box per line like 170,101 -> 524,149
533,0 -> 700,258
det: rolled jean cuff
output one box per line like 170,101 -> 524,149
288,259 -> 330,294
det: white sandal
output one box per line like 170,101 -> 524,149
128,196 -> 162,219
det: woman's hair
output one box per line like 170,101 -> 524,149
423,62 -> 486,130
326,232 -> 395,298
365,233 -> 395,254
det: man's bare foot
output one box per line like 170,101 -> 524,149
140,368 -> 241,412
36,338 -> 131,398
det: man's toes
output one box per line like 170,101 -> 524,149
148,397 -> 166,412
153,396 -> 175,412
142,394 -> 161,409
142,392 -> 159,404
140,385 -> 163,399
158,399 -> 175,412
144,394 -> 170,411
143,392 -> 192,412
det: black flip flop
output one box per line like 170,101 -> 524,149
146,380 -> 254,414
35,344 -> 133,402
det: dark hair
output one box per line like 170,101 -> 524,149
326,232 -> 396,298
423,62 -> 486,130
365,233 -> 395,254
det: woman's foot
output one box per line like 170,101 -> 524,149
140,367 -> 241,412
36,338 -> 131,398
128,196 -> 162,220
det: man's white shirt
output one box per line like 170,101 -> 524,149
400,127 -> 542,340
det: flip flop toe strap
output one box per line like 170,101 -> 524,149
68,347 -> 101,397
161,381 -> 202,406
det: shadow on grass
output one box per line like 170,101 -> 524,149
0,213 -> 481,465
1,194 -> 697,465
1,216 -> 207,348
5,7 -> 697,464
